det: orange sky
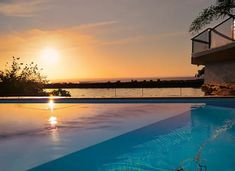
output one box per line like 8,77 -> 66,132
0,0 -> 211,82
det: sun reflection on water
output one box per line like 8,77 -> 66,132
48,99 -> 55,112
47,99 -> 58,129
49,116 -> 58,128
47,99 -> 60,143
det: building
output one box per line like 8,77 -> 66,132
191,16 -> 235,84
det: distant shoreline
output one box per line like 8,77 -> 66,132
45,79 -> 204,89
52,76 -> 199,83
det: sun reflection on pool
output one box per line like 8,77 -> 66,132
48,116 -> 60,143
49,116 -> 57,128
47,99 -> 58,129
48,99 -> 55,112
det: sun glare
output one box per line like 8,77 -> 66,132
40,47 -> 59,64
48,99 -> 55,112
49,116 -> 58,128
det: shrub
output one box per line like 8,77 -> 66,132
0,57 -> 71,97
0,57 -> 49,96
50,88 -> 71,97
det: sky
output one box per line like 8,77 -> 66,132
0,0 -> 213,82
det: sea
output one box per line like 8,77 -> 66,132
59,88 -> 204,98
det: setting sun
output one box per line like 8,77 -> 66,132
2,0 -> 235,170
40,47 -> 59,64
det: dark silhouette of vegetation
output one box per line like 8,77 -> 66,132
51,88 -> 71,97
190,0 -> 235,33
195,67 -> 205,78
45,79 -> 204,89
0,57 -> 70,97
0,57 -> 48,96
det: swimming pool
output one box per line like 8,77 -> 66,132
0,98 -> 235,171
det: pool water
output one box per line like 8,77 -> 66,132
0,102 -> 235,171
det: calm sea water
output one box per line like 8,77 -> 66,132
52,88 -> 204,98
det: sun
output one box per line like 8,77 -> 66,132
40,47 -> 59,64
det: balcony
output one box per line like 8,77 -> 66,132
191,16 -> 235,65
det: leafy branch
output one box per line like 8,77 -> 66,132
190,0 -> 235,33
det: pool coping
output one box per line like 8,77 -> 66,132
0,96 -> 235,103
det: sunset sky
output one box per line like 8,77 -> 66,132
0,0 -> 213,82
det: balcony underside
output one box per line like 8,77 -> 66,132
192,42 -> 235,65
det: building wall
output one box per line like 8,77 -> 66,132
204,60 -> 235,84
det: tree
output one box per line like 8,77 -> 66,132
189,0 -> 235,33
0,57 -> 71,97
0,57 -> 48,96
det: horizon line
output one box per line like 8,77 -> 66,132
50,75 -> 197,83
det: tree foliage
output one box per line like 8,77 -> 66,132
0,57 -> 71,97
0,57 -> 48,96
190,0 -> 235,33
50,88 -> 71,97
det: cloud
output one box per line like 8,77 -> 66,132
0,0 -> 47,17
0,24 -> 187,57
0,28 -> 100,58
99,31 -> 187,46
0,20 -> 119,53
73,21 -> 119,30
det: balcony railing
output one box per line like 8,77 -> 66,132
192,16 -> 235,54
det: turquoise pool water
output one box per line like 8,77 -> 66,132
0,100 -> 235,171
